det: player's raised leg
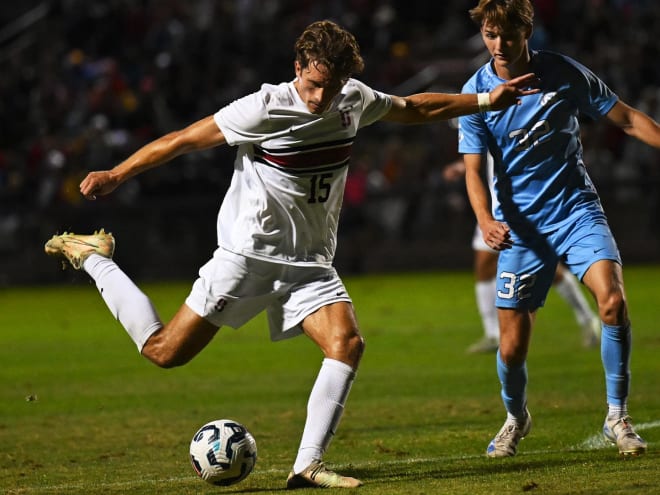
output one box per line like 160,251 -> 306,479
45,230 -> 218,366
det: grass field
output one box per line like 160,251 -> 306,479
1,266 -> 658,494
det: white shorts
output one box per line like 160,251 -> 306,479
185,248 -> 352,341
471,224 -> 497,253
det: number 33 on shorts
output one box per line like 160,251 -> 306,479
497,271 -> 537,301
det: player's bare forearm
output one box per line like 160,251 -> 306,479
464,159 -> 492,226
80,116 -> 225,200
383,73 -> 540,123
464,153 -> 512,251
606,101 -> 660,148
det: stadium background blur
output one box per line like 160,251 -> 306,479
1,0 -> 658,285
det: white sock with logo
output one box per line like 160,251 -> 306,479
293,358 -> 356,474
83,254 -> 162,351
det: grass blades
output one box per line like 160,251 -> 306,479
1,266 -> 658,494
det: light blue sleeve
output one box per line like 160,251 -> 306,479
458,78 -> 488,154
565,56 -> 618,120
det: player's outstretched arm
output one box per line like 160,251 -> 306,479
383,73 -> 540,124
80,116 -> 226,200
605,100 -> 660,148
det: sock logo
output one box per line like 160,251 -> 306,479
213,298 -> 227,312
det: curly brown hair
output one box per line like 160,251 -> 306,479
469,0 -> 534,31
294,20 -> 364,80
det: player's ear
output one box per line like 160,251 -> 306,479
525,26 -> 533,41
294,60 -> 302,78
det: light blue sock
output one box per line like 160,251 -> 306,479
496,350 -> 528,418
601,322 -> 631,406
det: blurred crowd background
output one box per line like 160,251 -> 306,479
1,0 -> 659,284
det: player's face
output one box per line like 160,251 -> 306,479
294,60 -> 346,114
481,21 -> 531,77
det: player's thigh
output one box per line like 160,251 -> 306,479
268,266 -> 352,341
582,259 -> 624,298
581,259 -> 627,323
142,303 -> 218,366
496,240 -> 556,310
163,303 -> 219,351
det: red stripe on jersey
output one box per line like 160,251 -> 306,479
256,143 -> 352,169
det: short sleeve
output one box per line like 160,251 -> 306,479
571,60 -> 618,120
350,79 -> 392,129
214,91 -> 271,146
458,79 -> 488,154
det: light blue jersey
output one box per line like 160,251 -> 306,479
459,50 -> 618,235
459,51 -> 621,309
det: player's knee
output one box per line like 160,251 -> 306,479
349,332 -> 365,360
327,330 -> 364,367
598,290 -> 627,325
141,338 -> 192,369
498,345 -> 526,366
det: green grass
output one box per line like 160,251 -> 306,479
1,267 -> 658,494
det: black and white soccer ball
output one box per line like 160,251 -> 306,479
189,419 -> 257,486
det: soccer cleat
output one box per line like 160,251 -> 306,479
44,229 -> 115,270
486,409 -> 532,457
603,415 -> 647,456
467,336 -> 499,354
286,460 -> 363,489
581,315 -> 601,349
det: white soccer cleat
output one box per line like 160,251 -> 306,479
603,415 -> 647,456
45,229 -> 115,270
486,408 -> 532,457
581,315 -> 601,349
286,460 -> 363,489
466,336 -> 499,354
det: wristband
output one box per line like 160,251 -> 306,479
477,92 -> 492,113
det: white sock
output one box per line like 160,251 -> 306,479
293,358 -> 356,474
607,403 -> 628,419
476,279 -> 499,340
553,272 -> 594,326
83,254 -> 162,351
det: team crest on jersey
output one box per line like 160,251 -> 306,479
540,92 -> 558,107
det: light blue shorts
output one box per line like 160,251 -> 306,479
496,213 -> 621,310
185,247 -> 352,341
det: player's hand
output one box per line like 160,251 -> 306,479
481,220 -> 513,251
80,170 -> 120,200
489,73 -> 540,111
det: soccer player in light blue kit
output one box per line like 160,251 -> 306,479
459,0 -> 660,458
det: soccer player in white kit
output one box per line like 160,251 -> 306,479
45,20 -> 538,488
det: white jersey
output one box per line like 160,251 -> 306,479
214,78 -> 391,267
